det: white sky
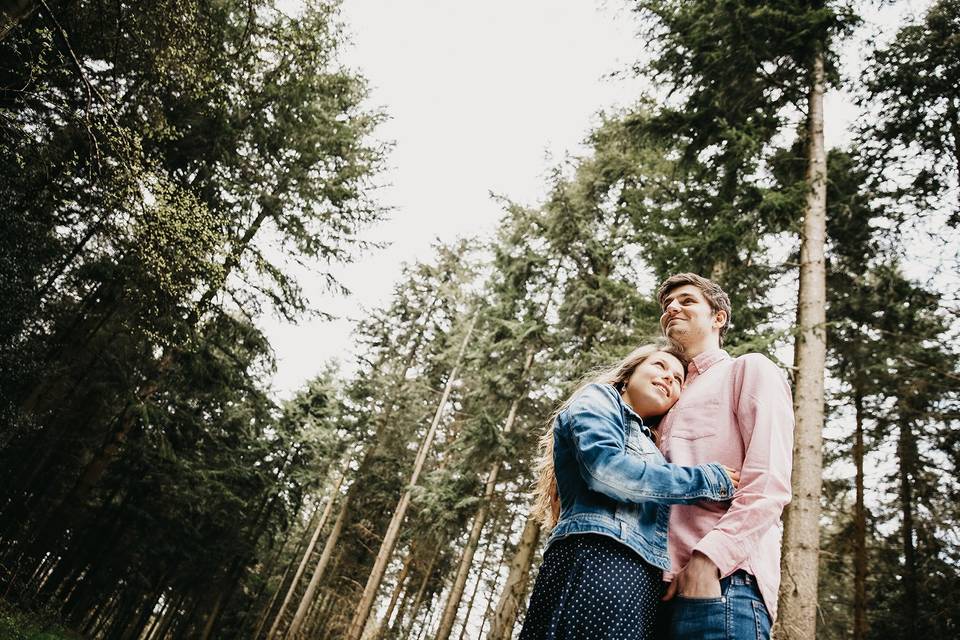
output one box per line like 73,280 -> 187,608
262,0 -> 931,397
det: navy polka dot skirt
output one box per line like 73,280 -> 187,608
519,533 -> 666,640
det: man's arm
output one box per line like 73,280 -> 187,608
666,354 -> 794,597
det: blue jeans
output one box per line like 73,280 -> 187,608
667,571 -> 772,640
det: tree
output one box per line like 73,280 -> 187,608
859,0 -> 960,225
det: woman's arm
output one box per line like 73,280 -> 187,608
565,384 -> 734,505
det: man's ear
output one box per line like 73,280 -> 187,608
713,310 -> 727,329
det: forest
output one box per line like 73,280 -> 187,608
0,0 -> 958,639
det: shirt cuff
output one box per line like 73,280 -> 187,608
692,529 -> 746,577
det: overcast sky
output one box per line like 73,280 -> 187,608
262,0 -> 929,397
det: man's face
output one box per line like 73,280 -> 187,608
659,284 -> 723,347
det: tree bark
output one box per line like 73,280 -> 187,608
777,48 -> 828,640
345,311 -> 479,640
398,549 -> 441,639
853,388 -> 868,640
267,459 -> 349,640
286,492 -> 349,639
436,349 -> 531,640
457,511 -> 501,640
487,512 -> 541,640
898,416 -> 919,633
374,544 -> 415,638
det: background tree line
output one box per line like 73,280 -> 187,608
1,0 -> 958,639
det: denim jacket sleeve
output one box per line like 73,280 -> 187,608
564,384 -> 734,505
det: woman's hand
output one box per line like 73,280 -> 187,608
724,466 -> 740,490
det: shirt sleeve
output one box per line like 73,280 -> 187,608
566,384 -> 735,505
692,354 -> 794,576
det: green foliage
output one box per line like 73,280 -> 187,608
0,600 -> 75,639
859,0 -> 960,223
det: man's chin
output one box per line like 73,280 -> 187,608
664,326 -> 688,341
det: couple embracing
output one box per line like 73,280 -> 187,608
520,273 -> 794,640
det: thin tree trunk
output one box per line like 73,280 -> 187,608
374,544 -> 415,638
853,389 -> 868,640
252,561 -> 293,640
436,349 -> 531,640
777,48 -> 828,640
457,511 -> 501,640
479,532 -> 509,639
239,502 -> 304,638
286,493 -> 349,639
268,459 -> 350,640
487,512 -> 541,640
346,311 -> 480,640
198,589 -> 225,640
399,549 -> 441,639
416,595 -> 440,640
898,416 -> 919,632
148,594 -> 182,640
141,598 -> 168,640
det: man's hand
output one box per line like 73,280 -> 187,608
662,551 -> 721,601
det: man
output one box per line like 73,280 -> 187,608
656,273 -> 793,639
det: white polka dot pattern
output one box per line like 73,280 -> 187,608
519,534 -> 666,640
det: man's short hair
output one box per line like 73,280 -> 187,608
656,273 -> 732,344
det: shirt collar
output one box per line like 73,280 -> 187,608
688,348 -> 731,377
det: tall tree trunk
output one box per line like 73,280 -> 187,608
198,588 -> 226,640
457,511 -> 501,640
267,459 -> 349,640
345,311 -> 480,640
487,512 -> 541,640
398,549 -> 441,639
286,493 -> 349,640
252,561 -> 294,640
374,544 -> 415,638
852,388 -> 868,640
436,349 -> 532,640
777,48 -> 828,640
898,417 -> 919,633
148,594 -> 181,640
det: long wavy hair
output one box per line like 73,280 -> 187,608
530,338 -> 687,529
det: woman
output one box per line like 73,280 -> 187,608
519,340 -> 738,640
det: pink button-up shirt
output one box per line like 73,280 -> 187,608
659,348 -> 794,619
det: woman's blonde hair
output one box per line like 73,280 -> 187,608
530,338 -> 687,529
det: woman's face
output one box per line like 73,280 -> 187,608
621,351 -> 685,419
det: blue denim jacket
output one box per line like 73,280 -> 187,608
546,383 -> 734,571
